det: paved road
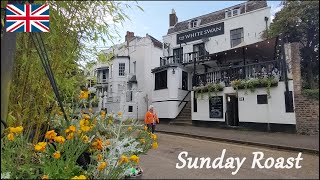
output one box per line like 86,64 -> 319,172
139,133 -> 319,179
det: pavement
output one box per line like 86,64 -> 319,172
139,133 -> 319,179
155,124 -> 319,154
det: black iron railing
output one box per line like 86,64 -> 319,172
160,51 -> 210,66
195,59 -> 285,87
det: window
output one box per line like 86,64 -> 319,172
110,64 -> 113,78
128,106 -> 133,112
257,95 -> 268,104
232,8 -> 240,16
102,70 -> 107,82
190,19 -> 198,28
193,96 -> 197,112
173,48 -> 183,63
119,63 -> 125,76
230,28 -> 244,48
182,71 -> 188,90
155,70 -> 167,90
193,43 -> 207,57
226,10 -> 232,18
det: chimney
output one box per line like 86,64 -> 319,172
125,31 -> 135,43
169,9 -> 178,27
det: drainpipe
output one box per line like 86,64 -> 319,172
264,17 -> 269,39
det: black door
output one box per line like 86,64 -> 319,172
226,94 -> 239,126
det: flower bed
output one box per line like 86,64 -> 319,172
231,76 -> 279,97
1,99 -> 158,179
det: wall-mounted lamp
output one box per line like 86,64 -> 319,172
172,68 -> 175,74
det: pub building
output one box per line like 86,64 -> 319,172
151,0 -> 296,132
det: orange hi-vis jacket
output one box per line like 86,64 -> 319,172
144,111 -> 159,125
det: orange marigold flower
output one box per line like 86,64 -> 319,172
151,134 -> 157,141
152,142 -> 158,149
53,151 -> 61,159
9,126 -> 23,134
97,154 -> 103,161
7,133 -> 15,141
92,139 -> 103,150
66,133 -> 74,140
71,175 -> 86,179
54,136 -> 66,144
83,114 -> 90,120
118,155 -> 129,164
65,125 -> 76,134
35,142 -> 47,152
140,139 -> 145,144
98,162 -> 107,171
129,155 -> 139,164
41,175 -> 49,180
81,135 -> 89,143
45,130 -> 57,140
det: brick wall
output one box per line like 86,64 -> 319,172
289,43 -> 319,135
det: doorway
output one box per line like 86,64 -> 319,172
225,94 -> 239,126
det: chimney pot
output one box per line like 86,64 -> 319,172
169,9 -> 178,27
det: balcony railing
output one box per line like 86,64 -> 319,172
160,51 -> 210,66
194,60 -> 285,87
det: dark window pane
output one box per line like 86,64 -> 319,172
257,95 -> 268,104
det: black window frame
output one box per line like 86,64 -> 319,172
155,70 -> 167,90
257,94 -> 268,104
128,105 -> 133,112
230,28 -> 244,48
173,47 -> 183,63
119,63 -> 125,76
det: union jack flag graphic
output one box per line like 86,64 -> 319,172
6,4 -> 49,32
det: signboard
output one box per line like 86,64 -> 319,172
177,22 -> 224,44
209,96 -> 223,118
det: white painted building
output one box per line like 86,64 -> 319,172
92,32 -> 162,119
151,1 -> 297,132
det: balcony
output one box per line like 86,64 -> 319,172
160,51 -> 211,66
194,60 -> 285,87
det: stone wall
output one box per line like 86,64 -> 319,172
289,43 -> 319,135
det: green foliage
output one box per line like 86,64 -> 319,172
263,1 -> 319,89
303,89 -> 319,100
193,83 -> 224,99
231,77 -> 279,97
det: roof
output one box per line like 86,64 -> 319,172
147,34 -> 163,49
167,0 -> 268,35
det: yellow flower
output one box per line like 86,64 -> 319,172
144,126 -> 148,131
9,126 -> 23,134
100,110 -> 106,115
97,154 -> 103,161
80,119 -> 90,126
71,175 -> 86,179
98,162 -> 107,171
151,134 -> 157,141
129,155 -> 139,164
118,155 -> 129,164
140,139 -> 145,144
42,175 -> 49,179
66,133 -> 74,140
80,90 -> 89,100
117,111 -> 123,116
81,135 -> 89,143
54,136 -> 66,144
128,127 -> 132,131
45,130 -> 57,140
7,133 -> 15,141
152,142 -> 158,149
80,125 -> 91,132
35,142 -> 47,152
65,125 -> 76,134
83,114 -> 90,120
53,151 -> 61,159
89,108 -> 92,112
108,119 -> 112,124
100,114 -> 106,119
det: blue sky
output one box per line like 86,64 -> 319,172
111,1 -> 283,43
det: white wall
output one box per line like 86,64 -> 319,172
192,81 -> 296,125
163,7 -> 271,56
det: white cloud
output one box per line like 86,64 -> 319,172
270,2 -> 284,22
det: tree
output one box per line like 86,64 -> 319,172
264,1 -> 319,89
0,0 -> 143,142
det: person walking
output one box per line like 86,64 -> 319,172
144,105 -> 159,133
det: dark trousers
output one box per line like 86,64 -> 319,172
147,124 -> 156,133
